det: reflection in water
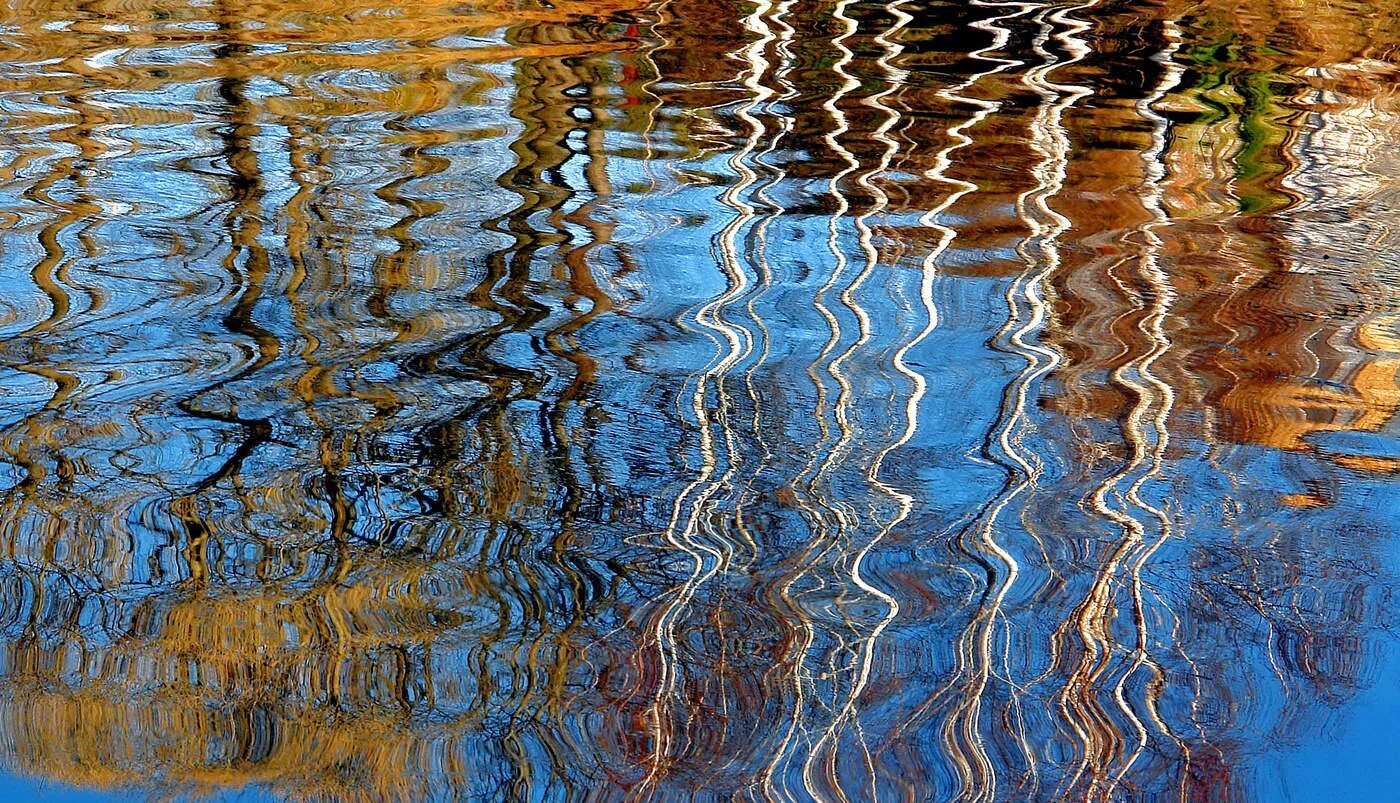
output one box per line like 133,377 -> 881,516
0,0 -> 1399,799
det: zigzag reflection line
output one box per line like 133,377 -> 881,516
729,2 -> 823,800
635,0 -> 775,793
879,0 -> 1037,780
790,0 -> 861,796
1105,19 -> 1190,799
803,0 -> 913,800
923,2 -> 1088,800
733,0 -> 799,577
1050,6 -> 1186,801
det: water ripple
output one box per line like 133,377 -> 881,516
0,0 -> 1399,800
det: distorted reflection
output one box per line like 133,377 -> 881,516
0,0 -> 1398,799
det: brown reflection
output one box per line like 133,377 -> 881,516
1045,1 -> 1400,475
0,0 -> 655,797
1025,3 -> 1400,800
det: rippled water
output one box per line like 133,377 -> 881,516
1,0 -> 1399,800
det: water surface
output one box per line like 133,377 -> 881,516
0,0 -> 1399,799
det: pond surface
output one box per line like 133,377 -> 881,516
0,0 -> 1399,800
